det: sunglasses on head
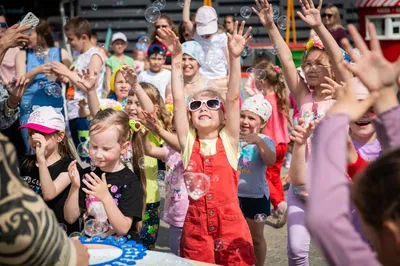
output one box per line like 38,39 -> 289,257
322,13 -> 333,18
188,98 -> 222,112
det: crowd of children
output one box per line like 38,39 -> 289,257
3,0 -> 400,265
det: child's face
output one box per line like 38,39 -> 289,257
349,108 -> 376,141
28,130 -> 61,156
66,30 -> 85,52
183,54 -> 199,77
189,95 -> 224,132
114,71 -> 130,101
148,54 -> 165,73
89,127 -> 126,170
303,50 -> 333,87
112,39 -> 127,55
240,110 -> 264,135
134,50 -> 145,61
28,30 -> 38,49
125,95 -> 144,120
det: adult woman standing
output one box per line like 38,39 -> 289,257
322,4 -> 348,47
15,19 -> 71,153
150,15 -> 178,65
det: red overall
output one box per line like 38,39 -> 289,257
180,137 -> 256,265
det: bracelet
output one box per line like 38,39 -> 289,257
7,97 -> 19,109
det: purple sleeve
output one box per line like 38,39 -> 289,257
373,105 -> 400,150
305,114 -> 380,266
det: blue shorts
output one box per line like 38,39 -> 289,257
239,196 -> 271,220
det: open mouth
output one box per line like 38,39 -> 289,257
355,121 -> 371,126
199,115 -> 211,120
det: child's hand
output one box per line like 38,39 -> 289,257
51,61 -> 71,76
121,65 -> 137,86
240,133 -> 262,147
155,28 -> 182,56
77,69 -> 99,92
321,77 -> 345,100
297,0 -> 323,28
68,160 -> 81,188
227,21 -> 252,58
138,110 -> 161,135
342,23 -> 400,93
4,76 -> 30,105
252,0 -> 275,27
327,80 -> 378,121
82,172 -> 111,203
289,118 -> 316,145
32,133 -> 47,163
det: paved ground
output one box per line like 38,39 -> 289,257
154,167 -> 327,266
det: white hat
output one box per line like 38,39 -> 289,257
112,32 -> 127,43
195,6 -> 218,36
19,106 -> 65,134
351,77 -> 370,100
241,94 -> 272,121
182,41 -> 204,65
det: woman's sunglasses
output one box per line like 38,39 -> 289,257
188,99 -> 222,112
322,14 -> 333,18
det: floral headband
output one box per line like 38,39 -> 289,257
273,65 -> 281,74
304,36 -> 325,58
99,99 -> 123,111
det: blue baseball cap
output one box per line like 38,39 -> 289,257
147,44 -> 166,57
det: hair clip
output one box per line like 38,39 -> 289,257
129,120 -> 144,132
273,65 -> 281,74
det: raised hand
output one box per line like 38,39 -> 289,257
240,132 -> 262,147
68,160 -> 81,188
4,76 -> 30,108
327,79 -> 378,121
32,133 -> 47,162
321,76 -> 345,100
252,0 -> 274,27
77,69 -> 99,92
227,21 -> 252,58
342,23 -> 400,93
0,24 -> 30,48
137,110 -> 161,135
82,172 -> 111,203
155,28 -> 182,56
289,118 -> 316,145
120,65 -> 137,86
297,0 -> 323,28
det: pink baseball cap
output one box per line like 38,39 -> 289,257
195,6 -> 218,36
19,106 -> 65,134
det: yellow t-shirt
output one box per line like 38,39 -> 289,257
181,127 -> 239,170
144,132 -> 164,203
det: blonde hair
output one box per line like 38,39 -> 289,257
139,82 -> 173,132
325,4 -> 344,30
90,109 -> 147,230
254,60 -> 291,125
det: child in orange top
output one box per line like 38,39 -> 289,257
156,22 -> 256,265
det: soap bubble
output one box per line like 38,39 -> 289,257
254,69 -> 267,81
97,42 -> 108,52
152,0 -> 166,10
91,4 -> 98,11
51,83 -> 62,98
186,160 -> 197,172
214,239 -> 224,251
272,5 -> 280,20
21,100 -> 32,111
246,67 -> 255,77
254,213 -> 268,223
137,36 -> 150,51
84,219 -> 109,236
268,44 -> 279,55
34,46 -> 45,59
69,231 -> 82,238
241,45 -> 252,58
144,7 -> 161,23
177,0 -> 185,7
240,6 -> 252,19
44,84 -> 52,96
77,141 -> 90,158
157,170 -> 166,182
184,172 -> 210,200
277,16 -> 288,30
138,157 -> 145,169
90,158 -> 97,171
